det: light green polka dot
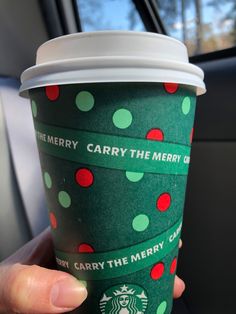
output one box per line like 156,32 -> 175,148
156,301 -> 167,314
112,109 -> 133,129
44,172 -> 52,189
76,91 -> 94,111
126,171 -> 144,182
58,191 -> 71,208
79,280 -> 87,288
31,100 -> 37,117
182,96 -> 191,115
132,214 -> 149,232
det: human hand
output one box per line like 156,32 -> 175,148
0,228 -> 87,313
0,228 -> 185,313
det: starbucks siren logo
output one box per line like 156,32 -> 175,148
99,283 -> 148,313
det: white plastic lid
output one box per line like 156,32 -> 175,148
20,31 -> 206,96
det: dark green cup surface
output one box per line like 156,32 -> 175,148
29,82 -> 196,314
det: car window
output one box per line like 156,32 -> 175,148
75,0 -> 145,32
156,0 -> 236,56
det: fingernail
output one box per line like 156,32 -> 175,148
51,277 -> 87,309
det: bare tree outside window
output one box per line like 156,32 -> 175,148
156,0 -> 236,56
207,0 -> 236,45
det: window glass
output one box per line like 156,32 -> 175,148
156,0 -> 236,56
76,0 -> 145,32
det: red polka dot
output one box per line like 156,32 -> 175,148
75,168 -> 94,187
164,82 -> 179,94
49,212 -> 57,229
150,263 -> 165,280
190,128 -> 194,144
157,193 -> 171,212
170,257 -> 177,274
45,85 -> 60,101
77,243 -> 94,253
146,128 -> 164,141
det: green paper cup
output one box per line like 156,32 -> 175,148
20,31 -> 206,314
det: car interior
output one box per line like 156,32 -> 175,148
0,1 -> 236,313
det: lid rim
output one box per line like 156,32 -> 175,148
21,56 -> 204,83
20,66 -> 206,97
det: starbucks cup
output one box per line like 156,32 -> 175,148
20,31 -> 206,314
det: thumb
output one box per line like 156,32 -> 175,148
0,263 -> 87,313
